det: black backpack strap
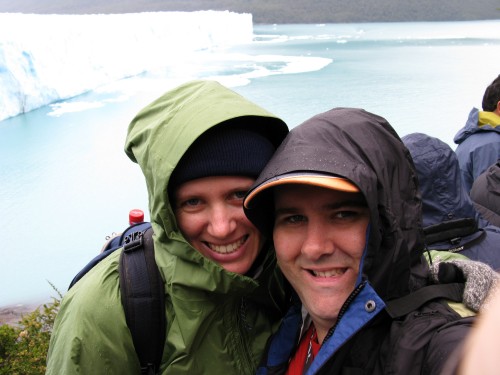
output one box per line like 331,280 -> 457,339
385,283 -> 465,319
69,222 -> 154,290
423,218 -> 477,243
119,227 -> 166,375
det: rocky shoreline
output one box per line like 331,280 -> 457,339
0,302 -> 45,326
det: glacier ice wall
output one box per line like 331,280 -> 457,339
0,11 -> 253,122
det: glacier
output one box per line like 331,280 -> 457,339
0,11 -> 255,122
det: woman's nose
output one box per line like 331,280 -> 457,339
207,204 -> 237,238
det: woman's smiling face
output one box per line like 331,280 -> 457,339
174,175 -> 264,274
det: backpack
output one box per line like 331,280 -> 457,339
69,222 -> 166,375
423,217 -> 486,253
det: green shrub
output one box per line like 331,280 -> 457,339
0,324 -> 18,370
0,284 -> 61,375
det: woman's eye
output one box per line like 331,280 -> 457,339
181,198 -> 201,207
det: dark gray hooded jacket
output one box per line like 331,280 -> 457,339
245,108 -> 473,375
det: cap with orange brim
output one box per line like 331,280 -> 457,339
244,172 -> 360,234
244,172 -> 359,209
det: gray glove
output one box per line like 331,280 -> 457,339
429,259 -> 499,312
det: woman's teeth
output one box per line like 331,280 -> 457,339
209,236 -> 246,254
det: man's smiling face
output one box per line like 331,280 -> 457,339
273,184 -> 369,341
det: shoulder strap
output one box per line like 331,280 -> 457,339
68,250 -> 115,289
119,227 -> 166,375
423,218 -> 478,245
104,222 -> 153,252
68,222 -> 154,290
385,283 -> 465,319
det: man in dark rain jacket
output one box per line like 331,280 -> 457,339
454,74 -> 500,192
402,132 -> 500,271
244,108 -> 483,375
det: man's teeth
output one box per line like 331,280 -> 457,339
312,269 -> 346,277
209,237 -> 245,254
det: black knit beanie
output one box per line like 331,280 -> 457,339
169,125 -> 276,199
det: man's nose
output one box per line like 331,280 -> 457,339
301,222 -> 335,260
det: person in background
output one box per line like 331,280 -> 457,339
46,80 -> 290,374
402,133 -> 500,270
454,74 -> 500,192
470,159 -> 500,227
244,107 -> 496,375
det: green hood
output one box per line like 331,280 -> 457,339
125,80 -> 286,245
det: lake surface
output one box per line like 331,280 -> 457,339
1,20 -> 499,306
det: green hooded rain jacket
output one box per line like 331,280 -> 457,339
46,80 -> 289,374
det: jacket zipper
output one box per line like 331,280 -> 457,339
322,281 -> 367,344
234,297 -> 254,374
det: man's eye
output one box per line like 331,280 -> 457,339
233,191 -> 247,199
334,209 -> 367,221
336,210 -> 356,218
285,215 -> 306,224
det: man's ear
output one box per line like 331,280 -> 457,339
495,100 -> 500,116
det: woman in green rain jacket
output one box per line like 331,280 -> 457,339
46,80 -> 289,374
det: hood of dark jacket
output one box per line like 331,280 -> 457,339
402,132 -> 485,249
403,133 -> 478,226
245,107 -> 429,301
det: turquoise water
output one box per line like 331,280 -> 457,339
235,21 -> 500,146
1,20 -> 499,306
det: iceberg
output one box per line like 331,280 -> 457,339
0,11 -> 254,122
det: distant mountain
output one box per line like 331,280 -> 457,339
0,0 -> 499,23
